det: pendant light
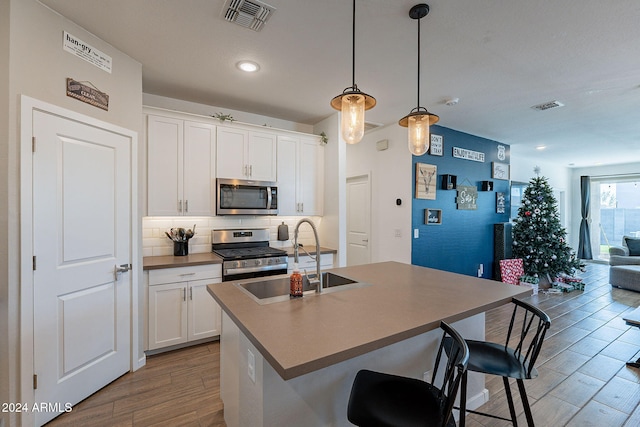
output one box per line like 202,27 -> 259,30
330,0 -> 376,145
399,4 -> 439,156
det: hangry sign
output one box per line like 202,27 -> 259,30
63,31 -> 112,73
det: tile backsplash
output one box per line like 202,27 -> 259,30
142,216 -> 323,257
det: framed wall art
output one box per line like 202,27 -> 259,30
425,209 -> 442,225
415,163 -> 437,200
492,162 -> 510,180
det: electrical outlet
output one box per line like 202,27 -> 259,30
394,229 -> 401,238
247,349 -> 255,383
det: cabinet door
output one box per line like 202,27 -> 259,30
298,138 -> 324,215
188,279 -> 221,341
248,131 -> 277,181
216,127 -> 247,179
148,283 -> 188,350
147,115 -> 183,215
276,136 -> 298,215
183,121 -> 216,215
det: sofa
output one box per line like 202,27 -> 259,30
609,236 -> 640,292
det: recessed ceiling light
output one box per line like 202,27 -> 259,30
236,61 -> 260,72
536,145 -> 546,150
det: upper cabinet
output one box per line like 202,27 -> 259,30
147,114 -> 216,216
216,127 -> 277,182
277,135 -> 324,216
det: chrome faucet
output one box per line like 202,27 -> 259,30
293,218 -> 322,293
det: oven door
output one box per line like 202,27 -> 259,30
217,178 -> 278,215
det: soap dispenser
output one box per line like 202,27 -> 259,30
289,263 -> 303,297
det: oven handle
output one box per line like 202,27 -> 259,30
225,263 -> 288,276
267,186 -> 273,210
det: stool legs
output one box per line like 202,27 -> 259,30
503,377 -> 518,426
517,379 -> 535,427
459,371 -> 467,427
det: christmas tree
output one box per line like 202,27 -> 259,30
512,176 -> 583,281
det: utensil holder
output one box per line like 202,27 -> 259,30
174,241 -> 188,256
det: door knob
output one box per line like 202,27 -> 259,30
114,263 -> 132,281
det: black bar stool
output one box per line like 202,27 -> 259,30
448,298 -> 551,427
347,321 -> 469,427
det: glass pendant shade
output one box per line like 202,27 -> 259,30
330,0 -> 375,145
408,114 -> 430,155
341,93 -> 366,144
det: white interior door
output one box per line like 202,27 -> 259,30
347,175 -> 371,266
32,110 -> 131,425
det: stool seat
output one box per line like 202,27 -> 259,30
348,369 -> 456,427
347,321 -> 469,427
465,340 -> 538,380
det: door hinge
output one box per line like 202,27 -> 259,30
33,374 -> 38,389
32,137 -> 36,152
33,256 -> 36,270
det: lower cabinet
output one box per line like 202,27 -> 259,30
148,264 -> 222,350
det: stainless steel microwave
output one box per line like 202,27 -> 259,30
216,178 -> 278,215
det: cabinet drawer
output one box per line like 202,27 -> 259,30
290,253 -> 333,270
149,264 -> 222,286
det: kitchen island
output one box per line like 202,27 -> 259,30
208,261 -> 530,427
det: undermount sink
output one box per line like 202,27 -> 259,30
236,272 -> 369,305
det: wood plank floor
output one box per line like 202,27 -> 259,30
47,262 -> 640,426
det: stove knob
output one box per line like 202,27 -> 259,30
254,259 -> 260,266
241,261 -> 247,268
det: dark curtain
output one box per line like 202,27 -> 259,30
578,175 -> 593,259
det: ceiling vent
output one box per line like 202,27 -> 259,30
223,0 -> 275,31
531,100 -> 564,111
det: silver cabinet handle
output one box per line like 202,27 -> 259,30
183,288 -> 187,301
178,200 -> 183,213
189,287 -> 193,300
185,200 -> 189,213
250,165 -> 253,176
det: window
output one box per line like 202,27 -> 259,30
510,181 -> 528,220
591,177 -> 640,260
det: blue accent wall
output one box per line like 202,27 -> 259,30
412,125 -> 510,277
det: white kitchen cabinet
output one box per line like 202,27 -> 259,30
217,126 -> 277,181
148,264 -> 222,350
288,253 -> 334,274
147,115 -> 216,216
277,135 -> 324,215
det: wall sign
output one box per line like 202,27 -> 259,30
456,185 -> 478,210
63,31 -> 112,73
429,134 -> 443,156
496,192 -> 506,214
66,78 -> 109,111
452,147 -> 485,162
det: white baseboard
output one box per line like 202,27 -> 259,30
467,388 -> 490,410
134,354 -> 146,371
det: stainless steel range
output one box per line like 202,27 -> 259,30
212,229 -> 288,282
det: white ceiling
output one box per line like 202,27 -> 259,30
40,0 -> 640,168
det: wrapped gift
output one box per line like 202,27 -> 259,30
499,259 -> 524,285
